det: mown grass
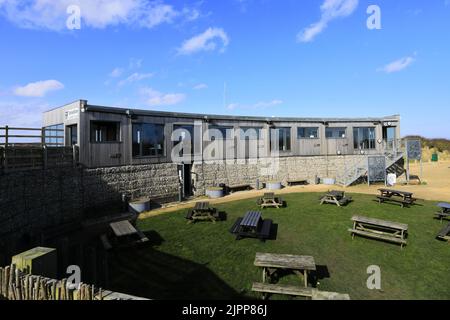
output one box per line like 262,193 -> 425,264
108,192 -> 450,300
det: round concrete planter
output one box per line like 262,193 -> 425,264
206,187 -> 224,199
266,181 -> 282,190
128,198 -> 151,213
322,178 -> 336,185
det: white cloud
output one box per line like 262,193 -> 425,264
0,100 -> 50,127
118,72 -> 154,86
297,0 -> 359,43
14,80 -> 64,97
141,87 -> 186,107
178,27 -> 229,55
0,0 -> 201,31
193,83 -> 208,90
109,68 -> 124,78
227,100 -> 283,110
378,55 -> 416,73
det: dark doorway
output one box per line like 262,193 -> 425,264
66,124 -> 78,146
178,164 -> 193,198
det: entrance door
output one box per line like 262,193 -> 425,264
66,124 -> 78,146
178,164 -> 193,198
383,127 -> 396,152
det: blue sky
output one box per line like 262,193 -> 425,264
0,0 -> 449,137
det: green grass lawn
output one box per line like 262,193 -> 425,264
108,192 -> 450,300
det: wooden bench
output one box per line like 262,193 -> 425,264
251,283 -> 350,300
252,282 -> 313,299
348,215 -> 408,248
377,196 -> 416,208
437,222 -> 450,242
287,179 -> 308,187
228,184 -> 252,193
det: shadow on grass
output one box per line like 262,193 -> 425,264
107,233 -> 247,300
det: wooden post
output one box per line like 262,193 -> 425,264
4,125 -> 8,171
42,145 -> 48,169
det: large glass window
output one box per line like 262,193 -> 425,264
44,124 -> 64,146
90,121 -> 120,143
208,126 -> 233,140
132,123 -> 165,157
353,127 -> 376,149
271,127 -> 291,152
239,127 -> 262,140
298,127 -> 319,139
326,127 -> 346,139
173,125 -> 194,156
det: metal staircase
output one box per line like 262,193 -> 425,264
336,142 -> 405,187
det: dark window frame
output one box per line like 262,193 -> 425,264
297,127 -> 319,139
90,121 -> 121,143
270,127 -> 291,152
132,122 -> 165,158
353,127 -> 376,150
326,127 -> 347,139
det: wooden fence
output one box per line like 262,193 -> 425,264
0,126 -> 78,171
0,264 -> 98,300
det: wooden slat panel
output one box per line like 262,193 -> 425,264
351,215 -> 408,231
254,253 -> 316,270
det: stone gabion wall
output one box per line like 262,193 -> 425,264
192,155 -> 366,196
0,163 -> 179,264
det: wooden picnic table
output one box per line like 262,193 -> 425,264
348,215 -> 408,248
320,190 -> 351,207
254,252 -> 316,288
108,220 -> 149,247
257,193 -> 284,209
377,189 -> 417,208
186,201 -> 219,223
436,203 -> 450,222
229,211 -> 272,241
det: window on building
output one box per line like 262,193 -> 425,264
326,127 -> 346,139
239,127 -> 262,140
271,127 -> 291,152
132,123 -> 165,157
44,124 -> 64,146
90,121 -> 120,143
298,127 -> 319,139
208,126 -> 233,140
173,125 -> 194,156
353,127 -> 376,149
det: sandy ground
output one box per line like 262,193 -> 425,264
139,160 -> 450,219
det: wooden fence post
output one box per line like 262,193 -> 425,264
43,145 -> 48,170
3,126 -> 8,172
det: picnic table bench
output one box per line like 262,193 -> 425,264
228,184 -> 252,193
186,202 -> 219,223
108,220 -> 149,248
251,253 -> 350,300
251,283 -> 350,300
435,203 -> 450,222
376,188 -> 417,208
229,211 -> 272,241
287,179 -> 308,186
320,190 -> 352,207
256,193 -> 284,209
436,222 -> 450,242
348,215 -> 408,248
